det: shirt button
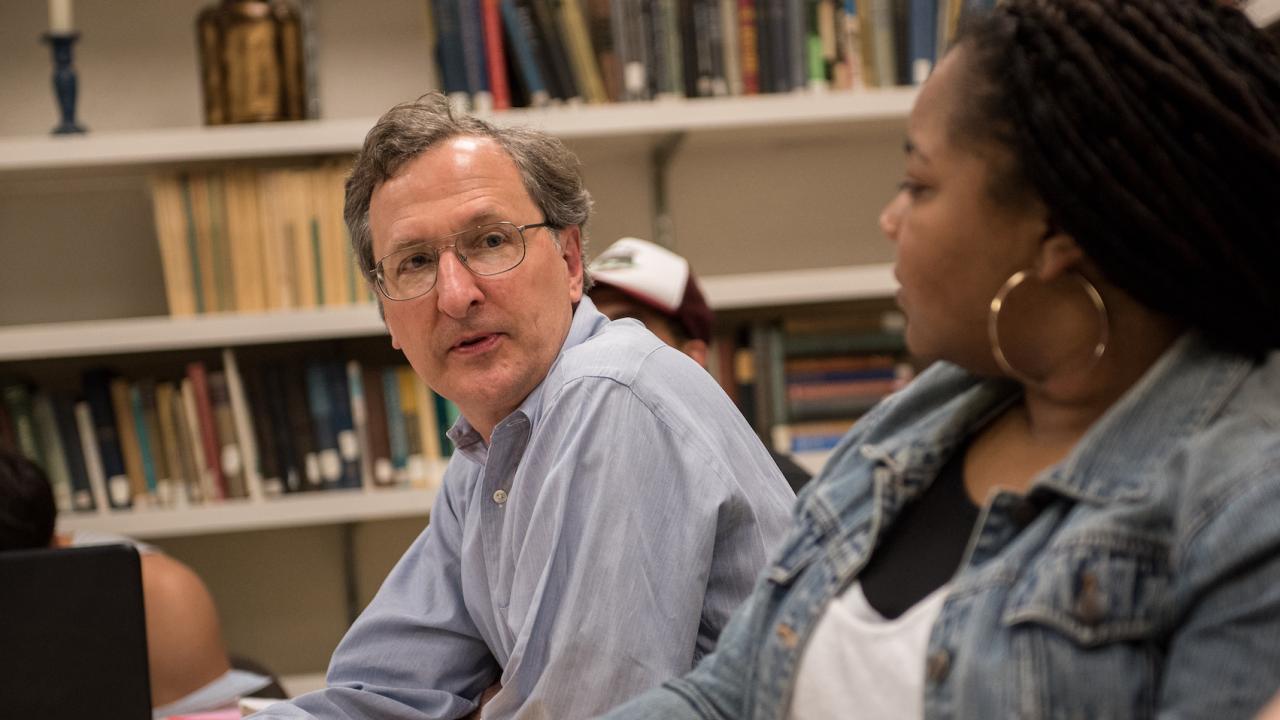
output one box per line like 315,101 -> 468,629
926,648 -> 952,684
493,489 -> 508,505
775,622 -> 799,649
1076,570 -> 1106,626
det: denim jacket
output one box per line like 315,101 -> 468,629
604,334 -> 1280,719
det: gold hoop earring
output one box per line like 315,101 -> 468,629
987,270 -> 1109,386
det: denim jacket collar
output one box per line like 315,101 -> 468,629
822,332 -> 1255,522
447,296 -> 609,465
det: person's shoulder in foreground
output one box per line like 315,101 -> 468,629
0,447 -> 249,711
599,0 -> 1280,717
251,92 -> 793,720
603,336 -> 1280,719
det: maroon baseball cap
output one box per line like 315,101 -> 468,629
588,238 -> 714,344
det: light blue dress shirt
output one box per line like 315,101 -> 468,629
253,297 -> 796,720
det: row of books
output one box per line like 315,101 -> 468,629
149,164 -> 371,317
430,0 -> 990,110
0,351 -> 460,516
711,306 -> 914,454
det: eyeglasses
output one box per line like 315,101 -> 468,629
372,221 -> 552,301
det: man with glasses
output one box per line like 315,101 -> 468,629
252,94 -> 794,720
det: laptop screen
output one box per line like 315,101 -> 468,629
0,543 -> 151,719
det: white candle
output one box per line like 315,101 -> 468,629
48,0 -> 74,34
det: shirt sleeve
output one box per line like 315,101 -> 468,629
481,375 -> 778,719
250,474 -> 500,720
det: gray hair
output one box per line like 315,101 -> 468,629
344,92 -> 594,292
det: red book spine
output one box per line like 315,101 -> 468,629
482,0 -> 512,109
738,0 -> 760,94
186,361 -> 226,500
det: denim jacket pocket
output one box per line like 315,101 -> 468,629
1002,536 -> 1171,646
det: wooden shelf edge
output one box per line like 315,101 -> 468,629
0,305 -> 387,361
701,263 -> 897,309
0,90 -> 916,173
56,485 -> 438,539
0,265 -> 896,359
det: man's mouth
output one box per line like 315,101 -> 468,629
451,333 -> 502,353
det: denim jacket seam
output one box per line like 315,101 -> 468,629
664,677 -> 728,719
1175,461 -> 1277,566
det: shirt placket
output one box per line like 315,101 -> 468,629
479,418 -> 528,654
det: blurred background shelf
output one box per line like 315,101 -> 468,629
57,485 -> 438,539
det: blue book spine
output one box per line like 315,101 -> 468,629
325,362 -> 362,490
908,0 -> 936,84
128,385 -> 158,496
502,0 -> 549,101
786,0 -> 805,90
434,0 -> 471,95
305,364 -> 341,489
52,395 -> 94,512
460,0 -> 491,99
791,434 -> 845,453
382,368 -> 409,482
82,371 -> 131,509
263,367 -> 302,493
768,0 -> 789,93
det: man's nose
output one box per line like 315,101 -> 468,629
434,251 -> 484,318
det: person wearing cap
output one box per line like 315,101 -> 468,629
589,238 -> 813,492
251,95 -> 795,720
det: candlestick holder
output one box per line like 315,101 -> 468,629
42,32 -> 87,135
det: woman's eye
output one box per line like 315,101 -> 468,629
898,180 -> 930,199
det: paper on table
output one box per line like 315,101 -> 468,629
154,668 -> 271,719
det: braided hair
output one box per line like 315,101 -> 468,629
953,0 -> 1280,356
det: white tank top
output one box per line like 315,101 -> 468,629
787,582 -> 949,720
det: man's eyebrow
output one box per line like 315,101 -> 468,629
383,210 -> 508,254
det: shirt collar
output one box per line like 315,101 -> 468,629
1039,332 -> 1254,503
446,296 -> 610,465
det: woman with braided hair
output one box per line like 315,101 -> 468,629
601,0 -> 1280,718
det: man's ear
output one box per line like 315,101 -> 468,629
680,339 -> 709,369
559,225 -> 585,302
1034,225 -> 1086,282
375,296 -> 402,349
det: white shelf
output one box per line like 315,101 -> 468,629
0,305 -> 387,361
0,90 -> 916,173
0,264 -> 896,360
701,263 -> 896,310
57,485 -> 437,539
1248,0 -> 1280,27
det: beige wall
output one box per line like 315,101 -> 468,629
150,516 -> 427,677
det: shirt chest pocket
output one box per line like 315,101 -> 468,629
1002,537 -> 1172,646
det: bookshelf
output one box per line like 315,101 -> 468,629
0,263 -> 896,362
0,0 -> 911,681
57,484 -> 437,539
